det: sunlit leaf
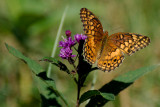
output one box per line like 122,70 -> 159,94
5,43 -> 69,107
86,64 -> 159,106
114,64 -> 159,83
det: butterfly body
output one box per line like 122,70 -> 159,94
80,8 -> 150,72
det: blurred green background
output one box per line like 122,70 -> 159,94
0,0 -> 160,107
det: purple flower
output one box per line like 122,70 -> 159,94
74,34 -> 87,43
67,37 -> 76,47
58,32 -> 87,59
59,37 -> 76,48
65,30 -> 71,37
59,47 -> 76,59
59,40 -> 67,48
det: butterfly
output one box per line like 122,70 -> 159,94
80,8 -> 150,72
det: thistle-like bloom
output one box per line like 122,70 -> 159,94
59,31 -> 87,59
59,30 -> 76,59
59,37 -> 76,48
74,34 -> 87,43
59,47 -> 76,59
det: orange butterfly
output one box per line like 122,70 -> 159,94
80,8 -> 150,72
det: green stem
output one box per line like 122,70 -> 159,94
91,70 -> 98,90
47,5 -> 69,77
76,75 -> 81,107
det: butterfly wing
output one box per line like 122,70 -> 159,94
97,40 -> 124,72
80,8 -> 104,64
97,32 -> 150,72
108,33 -> 150,55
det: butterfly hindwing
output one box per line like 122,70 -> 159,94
97,41 -> 124,72
108,33 -> 150,55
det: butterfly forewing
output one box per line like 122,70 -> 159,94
80,8 -> 104,64
80,8 -> 104,37
83,38 -> 98,64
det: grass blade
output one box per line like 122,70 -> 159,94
47,5 -> 69,77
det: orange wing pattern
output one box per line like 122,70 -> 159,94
80,8 -> 104,64
80,8 -> 103,37
97,41 -> 124,72
80,8 -> 150,72
108,33 -> 150,55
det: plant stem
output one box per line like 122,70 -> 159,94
76,75 -> 81,107
68,58 -> 77,73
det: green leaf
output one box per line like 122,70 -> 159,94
114,64 -> 159,83
79,90 -> 100,104
100,93 -> 115,101
40,56 -> 70,74
5,43 -> 43,74
79,90 -> 114,104
86,64 -> 159,106
5,43 -> 69,107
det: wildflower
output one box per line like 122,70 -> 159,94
59,37 -> 76,48
74,34 -> 87,43
59,40 -> 67,48
59,31 -> 87,59
59,31 -> 76,59
67,37 -> 76,47
59,47 -> 76,59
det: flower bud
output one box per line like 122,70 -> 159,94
65,30 -> 71,37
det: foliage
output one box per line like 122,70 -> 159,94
1,0 -> 160,106
5,43 -> 158,106
5,43 -> 69,107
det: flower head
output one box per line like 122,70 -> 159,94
65,30 -> 71,37
74,34 -> 87,43
59,47 -> 76,59
59,32 -> 87,59
59,34 -> 76,59
59,37 -> 76,48
67,37 -> 76,47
